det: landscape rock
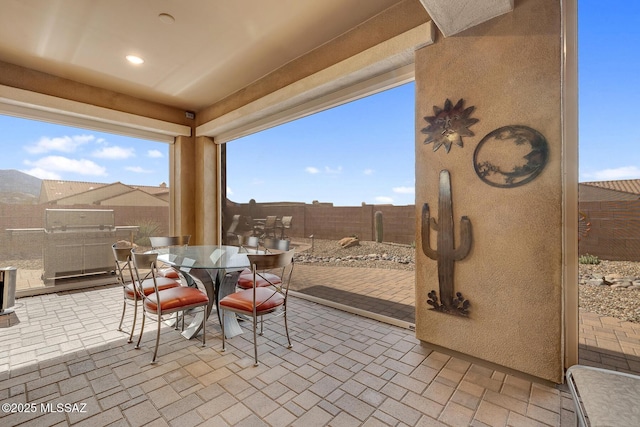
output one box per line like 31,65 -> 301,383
339,237 -> 360,248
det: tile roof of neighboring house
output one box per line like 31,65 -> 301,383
580,179 -> 640,195
39,180 -> 169,204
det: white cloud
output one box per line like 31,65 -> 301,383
125,166 -> 152,173
24,156 -> 107,176
363,169 -> 374,175
147,149 -> 163,158
20,168 -> 61,180
305,167 -> 320,174
581,166 -> 640,181
324,166 -> 342,174
375,196 -> 393,204
393,186 -> 415,194
227,186 -> 234,195
25,135 -> 95,154
93,146 -> 135,159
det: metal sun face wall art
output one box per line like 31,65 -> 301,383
421,99 -> 479,153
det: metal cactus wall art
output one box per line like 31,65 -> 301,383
422,170 -> 472,316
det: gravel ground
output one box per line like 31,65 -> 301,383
295,238 -> 415,271
579,260 -> 640,323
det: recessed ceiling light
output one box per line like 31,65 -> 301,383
158,13 -> 175,24
126,55 -> 144,65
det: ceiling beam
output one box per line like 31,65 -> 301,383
418,0 -> 513,37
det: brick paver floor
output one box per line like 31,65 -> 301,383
2,263 -> 636,426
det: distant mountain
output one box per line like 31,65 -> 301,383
0,170 -> 41,203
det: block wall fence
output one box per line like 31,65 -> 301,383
224,202 -> 416,245
3,200 -> 634,260
579,200 -> 640,261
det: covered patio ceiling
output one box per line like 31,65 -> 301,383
0,0 -> 512,115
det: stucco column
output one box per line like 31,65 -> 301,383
413,0 -> 575,383
194,136 -> 222,245
170,135 -> 196,237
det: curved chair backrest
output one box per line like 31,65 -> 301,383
149,235 -> 190,248
112,243 -> 133,262
112,243 -> 134,284
247,249 -> 294,271
130,250 -> 160,296
264,238 -> 290,251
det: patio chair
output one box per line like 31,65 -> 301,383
277,215 -> 293,239
130,249 -> 209,363
219,250 -> 295,366
225,214 -> 242,244
149,235 -> 190,280
253,215 -> 277,238
566,364 -> 640,427
236,238 -> 289,289
112,243 -> 180,343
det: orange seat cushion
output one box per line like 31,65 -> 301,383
158,268 -> 180,279
237,271 -> 281,289
144,287 -> 209,314
219,288 -> 284,313
124,277 -> 180,299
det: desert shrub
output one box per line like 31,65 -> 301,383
579,253 -> 601,265
128,218 -> 162,247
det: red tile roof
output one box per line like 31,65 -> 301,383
580,179 -> 640,195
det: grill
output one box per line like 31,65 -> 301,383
43,209 -> 136,281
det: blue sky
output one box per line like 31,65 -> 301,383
578,0 -> 640,181
0,116 -> 170,186
0,1 -> 636,204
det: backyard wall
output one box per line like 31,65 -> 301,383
579,200 -> 640,261
225,202 -> 415,245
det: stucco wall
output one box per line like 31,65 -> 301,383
414,0 -> 565,382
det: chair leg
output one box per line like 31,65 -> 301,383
128,300 -> 138,344
253,315 -> 259,366
201,307 -> 206,347
284,308 -> 292,349
135,314 -> 145,349
259,315 -> 264,335
152,315 -> 161,363
220,308 -> 226,352
118,300 -> 126,332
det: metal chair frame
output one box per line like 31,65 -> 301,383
220,250 -> 295,366
130,250 -> 208,363
113,243 -> 180,343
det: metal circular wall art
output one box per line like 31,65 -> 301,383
473,125 -> 549,188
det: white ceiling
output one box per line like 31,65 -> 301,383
0,0 -> 513,116
0,0 -> 407,111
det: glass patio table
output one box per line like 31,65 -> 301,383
152,245 -> 258,340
